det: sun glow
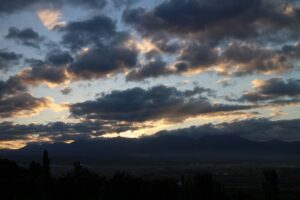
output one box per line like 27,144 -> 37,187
126,39 -> 158,53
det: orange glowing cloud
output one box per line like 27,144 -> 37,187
37,9 -> 66,30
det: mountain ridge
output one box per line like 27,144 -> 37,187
1,134 -> 300,165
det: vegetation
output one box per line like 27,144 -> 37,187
0,151 -> 298,200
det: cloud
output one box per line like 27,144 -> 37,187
2,51 -> 74,104
155,40 -> 181,54
70,85 -> 252,123
216,78 -> 233,87
0,50 -> 22,71
120,0 -> 300,78
123,0 -> 300,42
126,39 -> 296,80
60,87 -> 72,95
5,27 -> 44,48
52,14 -> 141,80
127,39 -> 300,80
156,118 -> 300,141
0,0 -> 107,15
45,50 -> 73,66
125,39 -> 158,54
126,58 -> 174,81
0,93 -> 51,118
0,120 -> 138,142
178,43 -> 219,70
123,0 -> 260,35
136,41 -> 300,78
215,43 -> 296,76
0,77 -> 27,98
240,78 -> 300,102
0,0 -> 38,14
112,0 -> 139,8
37,9 -> 66,30
58,15 -> 117,50
13,51 -> 72,87
178,42 -> 300,76
16,65 -> 69,87
0,75 -> 67,122
0,76 -> 52,120
26,50 -> 73,68
68,44 -> 138,79
69,0 -> 106,9
2,118 -> 300,151
1,30 -> 136,90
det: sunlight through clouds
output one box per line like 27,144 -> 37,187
37,9 -> 66,30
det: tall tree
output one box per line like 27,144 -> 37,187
43,150 -> 50,178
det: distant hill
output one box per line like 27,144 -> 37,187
1,134 -> 300,165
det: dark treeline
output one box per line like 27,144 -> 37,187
0,151 -> 295,200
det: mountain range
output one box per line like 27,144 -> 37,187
1,134 -> 300,165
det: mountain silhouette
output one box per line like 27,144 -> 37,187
1,134 -> 300,165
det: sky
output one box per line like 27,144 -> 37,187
0,0 -> 300,149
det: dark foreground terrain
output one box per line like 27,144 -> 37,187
1,151 -> 300,200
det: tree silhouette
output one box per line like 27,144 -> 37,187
43,150 -> 50,178
263,170 -> 279,200
1,153 -> 300,200
29,161 -> 43,178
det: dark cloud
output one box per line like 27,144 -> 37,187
5,27 -> 44,48
156,118 -> 300,141
112,0 -> 139,8
148,34 -> 181,54
123,0 -> 300,42
5,34 -> 136,88
0,0 -> 106,15
19,51 -> 72,87
0,0 -> 38,14
0,120 -> 138,142
171,42 -> 299,77
17,65 -> 68,86
69,0 -> 106,9
144,49 -> 160,59
55,14 -> 140,80
124,0 -> 260,32
178,43 -> 219,69
60,87 -> 72,95
0,77 -> 27,98
0,50 -> 22,71
45,50 -> 73,66
240,78 -> 300,102
68,44 -> 138,79
122,0 -> 300,77
174,62 -> 189,72
126,58 -> 174,81
218,43 -> 296,76
123,0 -> 261,37
25,50 -> 73,68
70,85 -> 252,122
155,40 -> 181,54
125,41 -> 298,79
0,93 -> 50,118
0,77 -> 32,119
25,58 -> 45,67
58,15 -> 116,50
